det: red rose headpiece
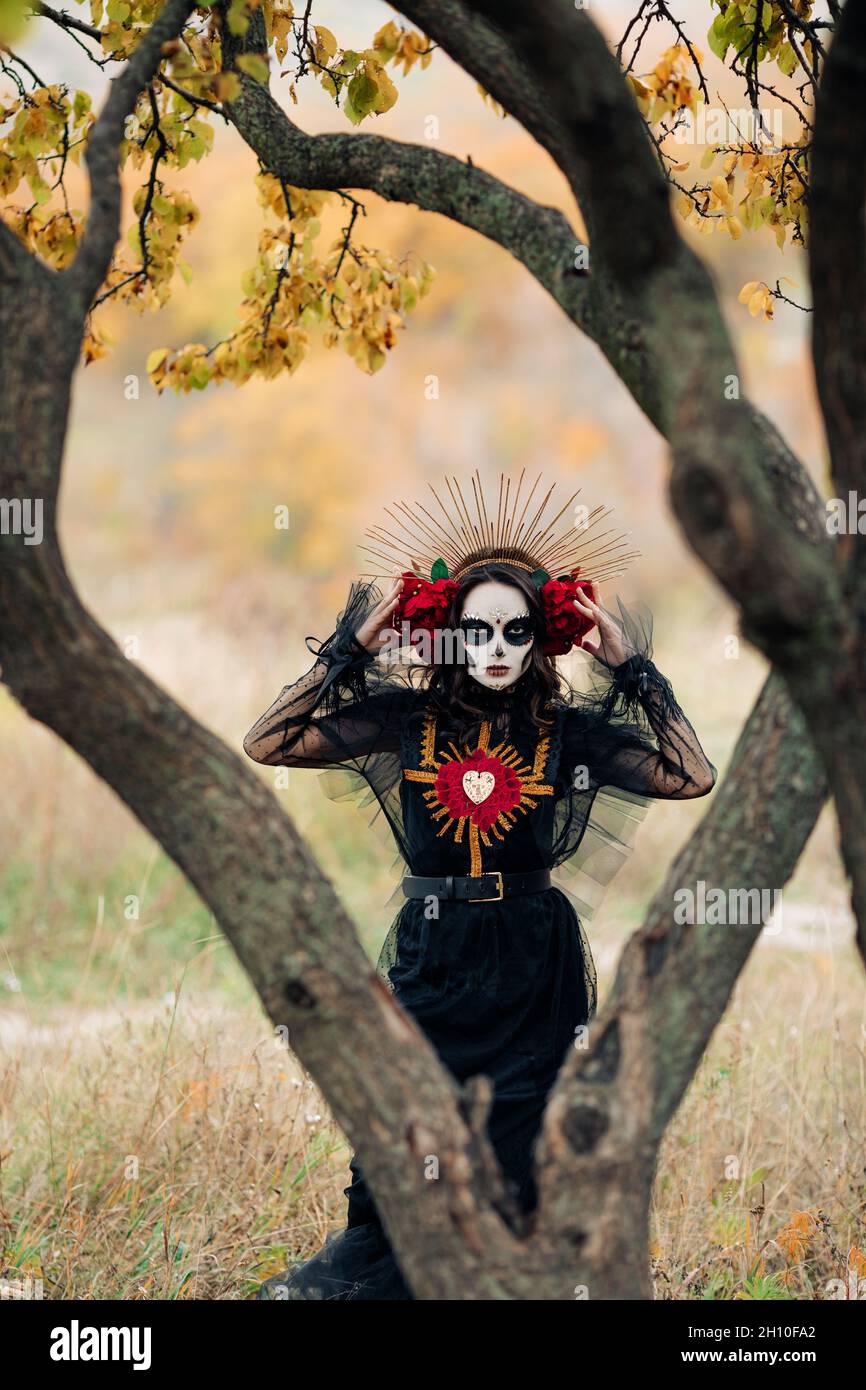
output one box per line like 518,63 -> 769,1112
363,469 -> 639,656
395,567 -> 458,644
539,572 -> 595,655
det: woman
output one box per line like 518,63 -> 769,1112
243,472 -> 716,1300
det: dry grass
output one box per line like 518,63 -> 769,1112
1,926 -> 863,1300
0,995 -> 348,1300
652,937 -> 866,1300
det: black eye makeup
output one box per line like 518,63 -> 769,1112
460,617 -> 495,646
459,616 -> 535,647
503,618 -> 534,646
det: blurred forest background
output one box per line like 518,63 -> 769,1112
1,0 -> 863,1300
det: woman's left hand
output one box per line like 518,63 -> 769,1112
573,582 -> 633,668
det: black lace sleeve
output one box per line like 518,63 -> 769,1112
565,597 -> 717,800
243,580 -> 412,769
244,580 -> 424,868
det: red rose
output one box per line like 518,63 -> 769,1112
435,747 -> 522,833
396,571 -> 458,641
540,574 -> 594,656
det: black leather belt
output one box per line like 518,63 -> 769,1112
401,869 -> 551,904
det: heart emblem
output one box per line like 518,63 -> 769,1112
463,770 -> 495,805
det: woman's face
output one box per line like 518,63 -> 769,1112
459,579 -> 535,691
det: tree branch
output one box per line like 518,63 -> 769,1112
396,0 -> 592,214
534,673 -> 828,1294
811,0 -> 866,508
66,0 -> 197,311
34,2 -> 103,43
212,1 -> 844,1295
222,75 -> 588,320
798,0 -> 866,970
454,3 -> 840,668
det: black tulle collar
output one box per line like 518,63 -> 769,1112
462,671 -> 532,711
428,672 -> 536,740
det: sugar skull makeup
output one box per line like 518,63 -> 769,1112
459,579 -> 536,691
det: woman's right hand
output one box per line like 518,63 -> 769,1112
354,574 -> 404,654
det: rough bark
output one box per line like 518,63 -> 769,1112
807,0 -> 866,965
534,675 -> 827,1297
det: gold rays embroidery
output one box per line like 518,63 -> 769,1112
419,706 -> 437,768
402,711 -> 555,876
532,732 -> 551,780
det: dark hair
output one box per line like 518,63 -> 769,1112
425,563 -> 564,739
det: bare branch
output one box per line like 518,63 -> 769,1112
66,0 -> 197,311
34,2 -> 102,42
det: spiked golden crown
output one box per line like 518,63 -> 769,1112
361,469 -> 639,587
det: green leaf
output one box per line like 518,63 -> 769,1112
430,558 -> 449,580
777,41 -> 798,77
0,0 -> 29,45
530,568 -> 550,588
189,360 -> 213,390
346,70 -> 379,123
707,13 -> 729,61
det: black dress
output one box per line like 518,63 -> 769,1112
248,583 -> 710,1300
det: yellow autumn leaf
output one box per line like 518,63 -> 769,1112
313,24 -> 337,63
146,347 -> 169,374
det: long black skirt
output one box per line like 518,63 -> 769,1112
258,889 -> 590,1300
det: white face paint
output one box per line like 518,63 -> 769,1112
459,579 -> 536,691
